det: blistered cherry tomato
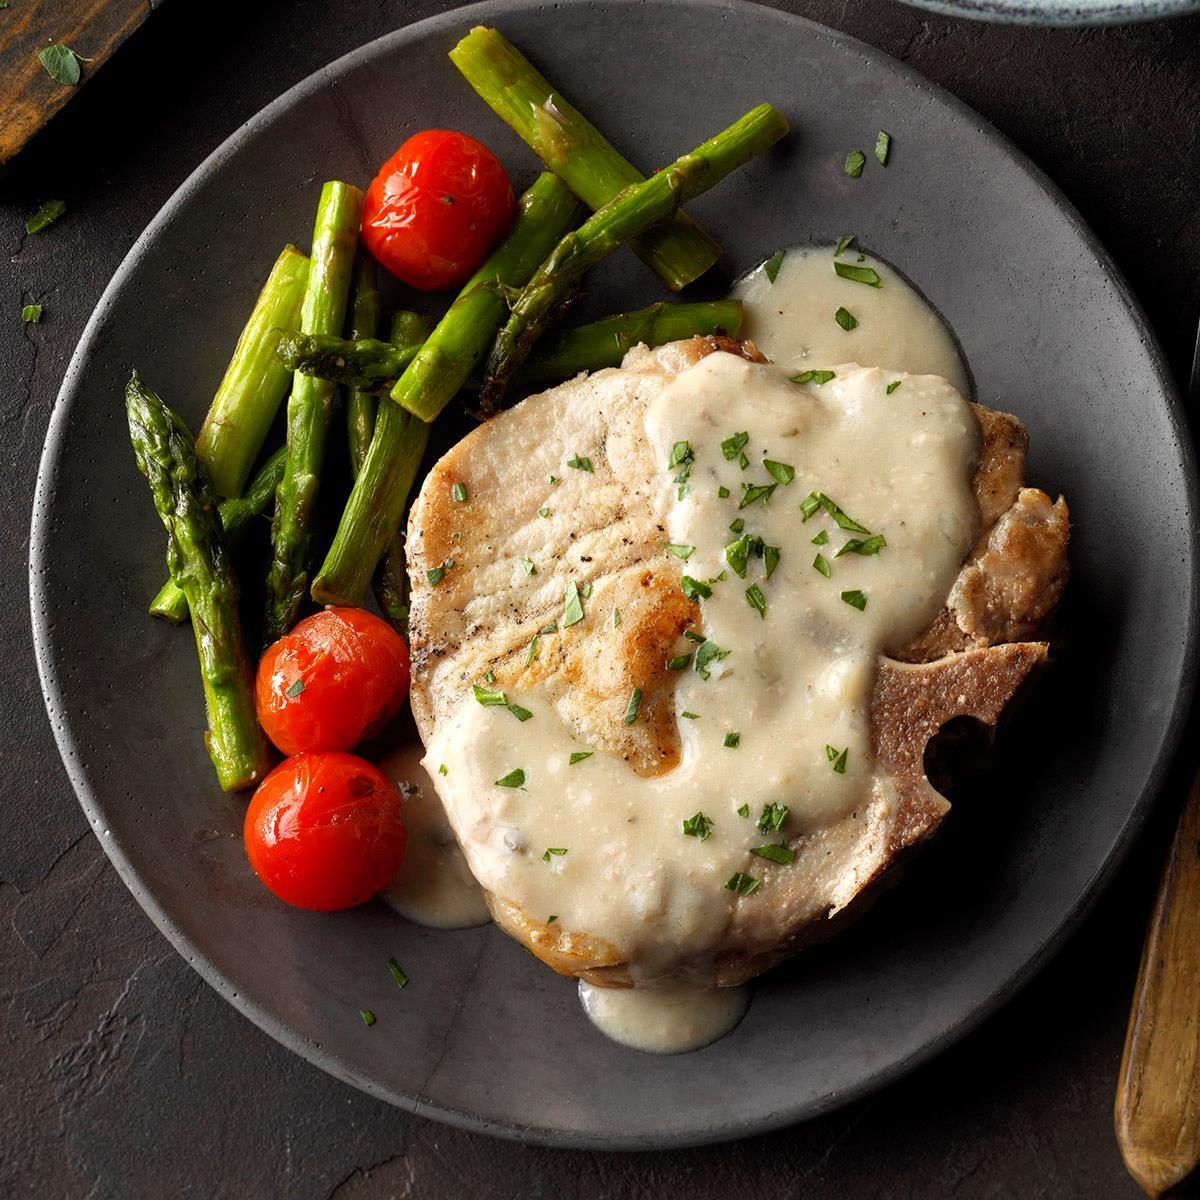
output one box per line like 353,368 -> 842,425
256,607 -> 410,756
244,751 -> 407,911
362,129 -> 516,291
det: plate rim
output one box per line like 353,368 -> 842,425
28,0 -> 1200,1149
897,0 -> 1200,27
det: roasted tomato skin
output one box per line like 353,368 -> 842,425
256,607 -> 411,756
362,129 -> 516,291
244,751 -> 407,911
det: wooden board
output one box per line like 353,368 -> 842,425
0,0 -> 160,165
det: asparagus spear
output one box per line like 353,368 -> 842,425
514,299 -> 743,387
277,299 -> 744,394
195,245 -> 310,498
312,173 -> 580,606
450,26 -> 719,291
148,447 -> 286,624
265,181 -> 363,642
346,301 -> 434,626
125,372 -> 272,792
344,254 -> 385,478
481,105 -> 788,409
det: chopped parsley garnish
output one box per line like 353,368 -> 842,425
751,843 -> 795,865
541,622 -> 558,634
563,580 -> 584,626
286,678 -> 305,698
683,630 -> 706,643
737,803 -> 751,818
438,764 -> 448,776
569,751 -> 593,765
811,530 -> 829,545
542,847 -> 568,861
520,556 -> 537,575
387,958 -> 409,989
834,262 -> 883,287
763,459 -> 795,486
826,744 -> 849,773
525,635 -> 540,666
507,703 -> 533,722
723,731 -> 740,748
835,234 -> 856,256
739,481 -> 776,509
875,130 -> 892,166
548,475 -> 558,484
666,654 -> 692,671
484,670 -> 496,684
841,589 -> 868,611
725,872 -> 760,896
729,517 -> 745,534
835,306 -> 858,331
360,1008 -> 377,1027
725,533 -> 752,578
790,369 -> 836,385
22,304 -> 43,324
800,491 -> 822,519
764,248 -> 786,283
24,200 -> 66,235
683,812 -> 715,840
580,581 -> 593,599
666,543 -> 695,560
426,560 -> 453,585
681,575 -> 713,602
718,485 -> 731,499
745,583 -> 767,619
473,684 -> 508,706
567,453 -> 593,472
538,506 -> 551,518
495,768 -> 526,788
547,915 -> 558,924
844,150 -> 866,178
813,553 -> 831,578
837,534 -> 887,557
721,431 -> 750,460
694,640 -> 730,680
817,493 -> 872,534
757,802 -> 789,833
623,688 -> 643,725
613,607 -> 622,627
669,440 -> 693,469
886,379 -> 903,394
452,482 -> 468,502
681,710 -> 700,720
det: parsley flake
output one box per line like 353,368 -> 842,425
563,580 -> 584,627
569,751 -> 593,765
835,234 -> 856,256
763,459 -> 796,486
542,846 -> 568,862
834,262 -> 883,287
360,1008 -> 377,1027
813,553 -> 831,578
844,150 -> 866,178
520,556 -> 537,575
737,803 -> 751,818
757,803 -> 790,834
22,304 -> 43,324
452,482 -> 468,502
791,369 -> 836,385
751,843 -> 795,865
683,812 -> 715,840
538,506 -> 551,518
835,306 -> 859,331
286,678 -> 305,698
826,744 -> 849,773
681,575 -> 713,602
681,710 -> 701,720
387,959 -> 409,989
507,703 -> 533,722
818,493 -> 872,534
764,249 -> 786,283
725,872 -> 760,896
841,589 -> 868,611
836,534 -> 887,557
666,654 -> 692,671
473,684 -> 508,706
496,768 -> 526,788
24,200 -> 66,235
811,530 -> 829,545
666,543 -> 695,560
875,130 -> 892,166
886,379 -> 902,394
723,731 -> 740,748
694,640 -> 730,680
623,688 -> 642,725
718,485 -> 731,499
745,583 -> 767,619
567,453 -> 593,472
613,607 -> 622,627
721,431 -> 750,461
739,481 -> 777,509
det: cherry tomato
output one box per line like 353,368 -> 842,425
256,607 -> 411,756
362,129 -> 516,291
244,751 -> 408,911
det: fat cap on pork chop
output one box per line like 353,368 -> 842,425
407,338 -> 1069,987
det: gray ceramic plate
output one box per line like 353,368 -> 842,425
899,0 -> 1200,26
30,0 -> 1199,1149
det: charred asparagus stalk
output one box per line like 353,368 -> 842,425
195,245 -> 309,498
312,173 -> 580,607
278,299 -> 744,394
265,181 -> 363,642
449,26 -> 719,291
126,372 -> 271,791
148,447 -> 286,624
480,105 -> 787,409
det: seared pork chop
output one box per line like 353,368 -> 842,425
407,338 -> 1069,987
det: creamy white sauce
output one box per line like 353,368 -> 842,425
735,245 -> 970,396
578,979 -> 749,1054
426,355 -> 979,1038
378,746 -> 491,930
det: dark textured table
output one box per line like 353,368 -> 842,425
3,2 -> 1198,1195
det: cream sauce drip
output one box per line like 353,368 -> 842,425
578,979 -> 749,1054
735,245 -> 970,396
426,355 -> 979,1005
379,746 -> 490,930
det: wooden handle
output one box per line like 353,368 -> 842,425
1116,770 -> 1200,1197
